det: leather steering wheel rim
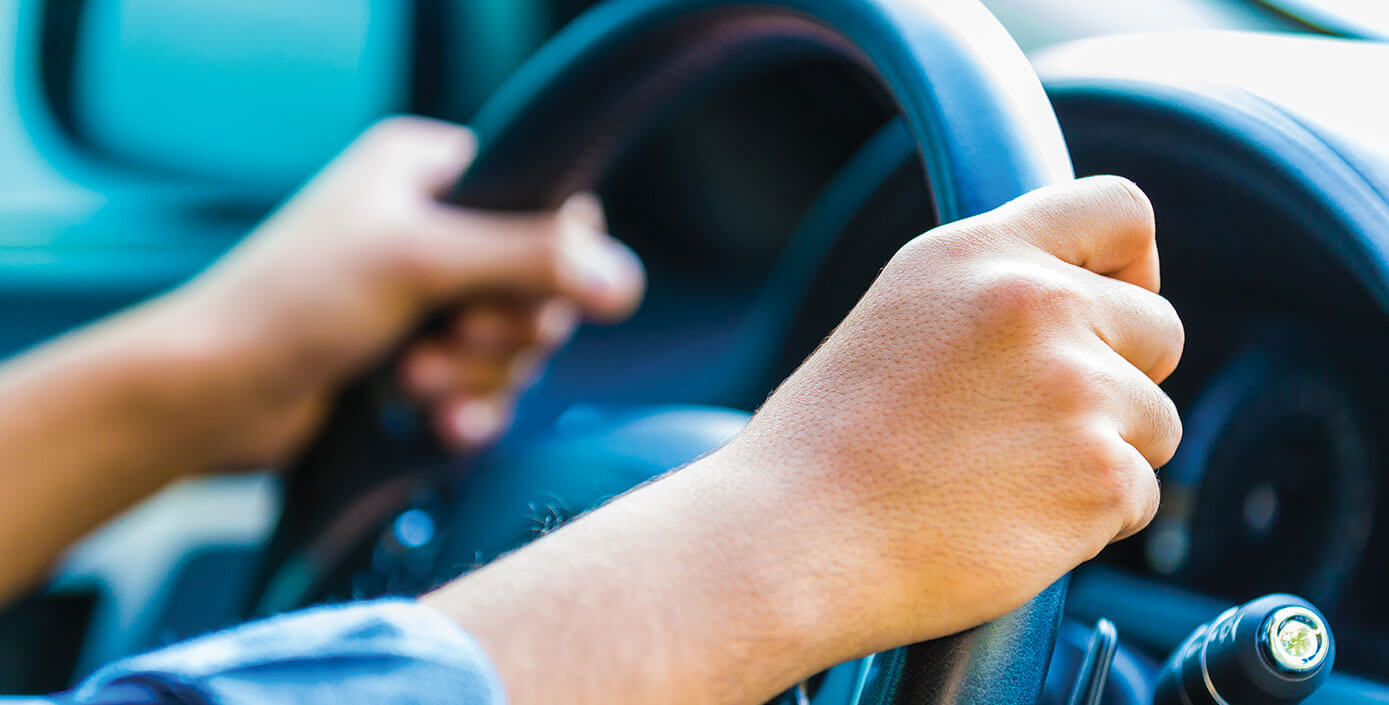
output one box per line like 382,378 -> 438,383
255,1 -> 1076,703
449,0 -> 1072,215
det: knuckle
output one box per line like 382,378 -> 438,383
886,237 -> 949,281
1037,353 -> 1105,412
1094,176 -> 1150,228
1121,471 -> 1162,538
901,224 -> 986,263
1098,175 -> 1156,241
358,115 -> 454,151
976,263 -> 1085,331
1135,476 -> 1162,531
1118,288 -> 1185,379
1074,424 -> 1117,471
350,116 -> 472,173
1154,297 -> 1186,378
1073,426 -> 1162,535
357,115 -> 427,153
1078,430 -> 1147,505
1148,387 -> 1184,466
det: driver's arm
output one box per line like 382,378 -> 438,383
47,173 -> 1177,705
0,118 -> 1180,705
0,117 -> 645,606
422,175 -> 1183,705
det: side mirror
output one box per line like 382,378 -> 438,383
41,0 -> 413,186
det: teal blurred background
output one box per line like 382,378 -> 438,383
0,0 -> 1310,357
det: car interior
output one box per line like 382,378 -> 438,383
1,1 -> 1387,703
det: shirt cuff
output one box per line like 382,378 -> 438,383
69,599 -> 507,705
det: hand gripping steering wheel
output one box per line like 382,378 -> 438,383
252,1 -> 1077,703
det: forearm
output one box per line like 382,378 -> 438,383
0,294 -> 243,604
0,117 -> 642,606
423,449 -> 858,705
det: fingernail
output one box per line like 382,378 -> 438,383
564,230 -> 640,297
537,300 -> 579,344
452,399 -> 502,447
564,192 -> 607,231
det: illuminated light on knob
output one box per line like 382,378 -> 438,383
1153,594 -> 1334,705
1264,606 -> 1329,673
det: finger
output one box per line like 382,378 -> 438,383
432,393 -> 516,452
566,191 -> 609,232
1107,437 -> 1163,542
534,299 -> 581,347
452,303 -> 530,353
341,116 -> 478,196
1076,268 -> 1185,382
973,175 -> 1160,292
413,195 -> 646,321
449,298 -> 579,353
399,341 -> 523,400
1101,351 -> 1184,470
333,117 -> 635,321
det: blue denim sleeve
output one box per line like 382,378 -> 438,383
32,599 -> 507,705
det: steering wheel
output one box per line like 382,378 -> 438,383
249,0 -> 1076,703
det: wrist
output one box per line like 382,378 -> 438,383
116,292 -> 261,472
722,416 -> 1034,656
121,285 -> 318,472
426,447 -> 867,705
652,454 -> 852,672
157,263 -> 366,470
692,442 -> 895,663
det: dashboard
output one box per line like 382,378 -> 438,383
1035,32 -> 1389,686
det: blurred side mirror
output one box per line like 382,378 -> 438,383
48,0 -> 413,186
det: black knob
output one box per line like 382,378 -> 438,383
1154,594 -> 1333,705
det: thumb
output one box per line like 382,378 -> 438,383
414,196 -> 646,322
970,175 -> 1160,293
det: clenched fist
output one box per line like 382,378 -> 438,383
726,174 -> 1182,653
430,175 -> 1184,705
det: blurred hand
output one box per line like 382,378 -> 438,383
177,116 -> 644,468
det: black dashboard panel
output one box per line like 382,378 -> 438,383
1034,31 -> 1389,680
1059,99 -> 1389,675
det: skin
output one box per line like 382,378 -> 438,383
423,175 -> 1183,704
0,117 -> 645,605
0,117 -> 1183,704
